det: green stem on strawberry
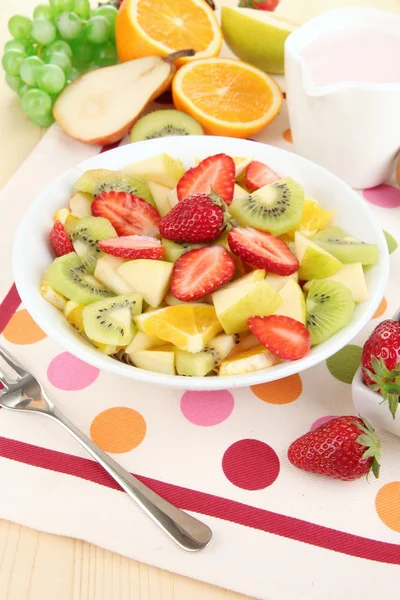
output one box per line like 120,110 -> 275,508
353,416 -> 381,479
363,356 -> 400,419
209,187 -> 236,232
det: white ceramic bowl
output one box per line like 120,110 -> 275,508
13,137 -> 389,390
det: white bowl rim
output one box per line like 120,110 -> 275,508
12,136 -> 390,390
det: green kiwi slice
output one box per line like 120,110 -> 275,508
74,168 -> 155,207
161,239 -> 205,263
65,216 -> 117,273
45,253 -> 114,305
229,176 -> 304,236
130,109 -> 204,142
82,293 -> 143,346
306,280 -> 355,346
311,226 -> 379,266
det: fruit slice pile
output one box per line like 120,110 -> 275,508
41,152 -> 379,378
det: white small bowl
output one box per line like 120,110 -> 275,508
352,309 -> 400,436
13,137 -> 389,390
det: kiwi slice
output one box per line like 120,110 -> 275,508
175,333 -> 236,377
82,293 -> 143,346
130,109 -> 204,142
229,177 -> 304,236
161,238 -> 205,263
306,280 -> 355,346
311,227 -> 379,266
45,253 -> 114,305
65,216 -> 117,273
74,168 -> 155,207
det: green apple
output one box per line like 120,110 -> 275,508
147,181 -> 173,216
221,6 -> 297,74
129,345 -> 175,375
219,345 -> 282,376
176,333 -> 236,377
117,259 -> 173,307
212,279 -> 281,334
275,278 -> 306,324
265,271 -> 298,292
295,232 -> 342,281
303,263 -> 368,303
94,255 -> 133,295
123,153 -> 185,188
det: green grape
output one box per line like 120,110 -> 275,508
8,16 -> 32,39
94,6 -> 118,28
5,74 -> 21,91
20,56 -> 44,85
73,0 -> 90,20
33,5 -> 54,20
70,35 -> 94,66
50,0 -> 75,14
32,19 -> 57,46
49,51 -> 72,72
31,111 -> 56,127
22,87 -> 52,116
5,39 -> 28,54
17,80 -> 32,98
36,63 -> 66,93
67,66 -> 80,82
84,16 -> 109,45
43,40 -> 73,60
2,50 -> 25,76
93,42 -> 117,67
55,12 -> 82,41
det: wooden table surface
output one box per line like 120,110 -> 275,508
1,0 -> 399,598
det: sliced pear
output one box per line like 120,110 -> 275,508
295,231 -> 342,281
219,345 -> 282,376
147,181 -> 173,216
117,259 -> 174,308
53,51 -> 194,145
94,255 -> 133,295
129,345 -> 176,375
123,153 -> 185,188
303,263 -> 368,303
69,192 -> 93,218
275,278 -> 306,324
265,271 -> 298,291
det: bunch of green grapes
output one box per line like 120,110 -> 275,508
2,0 -> 119,128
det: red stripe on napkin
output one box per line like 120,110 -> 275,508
0,284 -> 21,334
0,435 -> 399,565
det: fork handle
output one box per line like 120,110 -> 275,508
48,406 -> 212,551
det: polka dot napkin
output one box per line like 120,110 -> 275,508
1,71 -> 400,600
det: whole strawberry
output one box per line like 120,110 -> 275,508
159,190 -> 232,243
361,319 -> 400,419
288,416 -> 380,481
239,0 -> 279,10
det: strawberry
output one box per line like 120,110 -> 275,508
177,153 -> 235,205
50,220 -> 74,257
171,246 -> 235,302
245,160 -> 280,192
287,416 -> 381,481
228,226 -> 298,275
239,0 -> 279,10
99,235 -> 165,260
159,190 -> 231,243
248,315 -> 310,360
91,191 -> 160,237
361,319 -> 400,418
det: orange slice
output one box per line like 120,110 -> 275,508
172,57 -> 283,137
116,0 -> 222,64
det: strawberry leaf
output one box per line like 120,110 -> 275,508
354,416 -> 381,479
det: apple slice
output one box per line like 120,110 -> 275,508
123,154 -> 185,188
274,278 -> 306,324
147,181 -> 173,217
69,192 -> 93,218
303,262 -> 368,303
295,231 -> 342,280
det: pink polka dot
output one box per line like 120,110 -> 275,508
222,439 -> 280,490
310,415 -> 336,431
180,390 -> 234,426
362,185 -> 400,208
47,352 -> 100,391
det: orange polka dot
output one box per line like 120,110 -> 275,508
3,310 -> 46,345
373,297 -> 387,319
90,407 -> 146,454
251,374 -> 302,404
375,482 -> 400,532
283,128 -> 293,143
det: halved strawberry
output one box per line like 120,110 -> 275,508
177,154 -> 235,204
245,160 -> 280,192
99,235 -> 165,259
171,246 -> 235,302
248,315 -> 311,360
228,226 -> 298,275
91,191 -> 161,237
50,220 -> 74,257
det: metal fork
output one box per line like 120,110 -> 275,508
0,345 -> 212,551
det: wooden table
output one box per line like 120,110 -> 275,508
1,0 -> 399,598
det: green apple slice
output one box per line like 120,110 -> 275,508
123,153 -> 185,188
295,232 -> 342,281
275,278 -> 306,324
117,259 -> 174,308
303,263 -> 368,303
129,345 -> 176,375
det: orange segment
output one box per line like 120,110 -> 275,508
116,0 -> 221,64
172,58 -> 283,137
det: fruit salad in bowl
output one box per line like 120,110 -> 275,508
13,137 -> 389,390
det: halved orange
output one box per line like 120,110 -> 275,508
172,57 -> 283,137
116,0 -> 222,64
